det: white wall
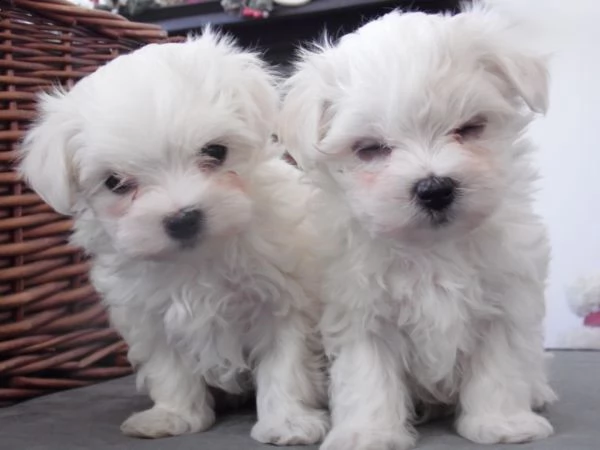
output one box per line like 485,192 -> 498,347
489,0 -> 600,347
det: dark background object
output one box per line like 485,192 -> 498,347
130,0 -> 461,70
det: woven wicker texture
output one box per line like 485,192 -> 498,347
0,0 -> 167,405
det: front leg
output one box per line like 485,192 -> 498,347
321,331 -> 415,450
121,346 -> 215,438
456,280 -> 554,444
251,313 -> 329,446
110,308 -> 215,438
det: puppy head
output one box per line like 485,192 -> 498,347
280,3 -> 548,243
19,31 -> 279,259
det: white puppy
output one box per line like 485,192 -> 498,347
280,3 -> 555,449
19,33 -> 328,445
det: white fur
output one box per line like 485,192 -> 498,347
280,3 -> 555,449
19,33 -> 328,444
566,273 -> 600,317
560,273 -> 600,349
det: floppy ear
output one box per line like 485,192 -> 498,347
191,29 -> 280,148
19,89 -> 80,216
279,46 -> 337,170
462,1 -> 550,114
236,52 -> 280,146
484,50 -> 549,114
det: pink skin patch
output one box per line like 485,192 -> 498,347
584,310 -> 600,327
217,171 -> 246,192
106,192 -> 136,218
453,133 -> 465,145
357,171 -> 379,188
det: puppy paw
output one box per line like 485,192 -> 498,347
251,408 -> 329,445
457,411 -> 553,444
320,426 -> 415,450
121,405 -> 215,438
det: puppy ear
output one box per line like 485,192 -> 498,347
461,1 -> 550,114
236,53 -> 279,146
19,89 -> 80,216
484,50 -> 549,114
279,45 -> 336,170
193,29 -> 279,148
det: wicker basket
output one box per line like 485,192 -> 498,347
0,0 -> 168,406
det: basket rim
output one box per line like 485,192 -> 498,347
6,0 -> 168,43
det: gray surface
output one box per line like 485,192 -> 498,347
0,351 -> 597,449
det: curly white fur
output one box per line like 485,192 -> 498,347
19,33 -> 328,444
280,3 -> 555,449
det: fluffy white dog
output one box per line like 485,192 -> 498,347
19,33 -> 328,445
280,3 -> 555,449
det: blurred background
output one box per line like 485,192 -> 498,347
487,0 -> 600,347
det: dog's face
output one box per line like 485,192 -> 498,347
280,6 -> 548,243
20,33 -> 278,259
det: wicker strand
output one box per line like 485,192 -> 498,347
0,0 -> 170,405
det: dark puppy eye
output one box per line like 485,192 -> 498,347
453,117 -> 487,140
201,144 -> 228,165
353,141 -> 392,162
104,174 -> 136,195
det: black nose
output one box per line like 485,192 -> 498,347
413,176 -> 457,211
163,208 -> 203,241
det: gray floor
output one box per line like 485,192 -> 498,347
0,351 -> 597,449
